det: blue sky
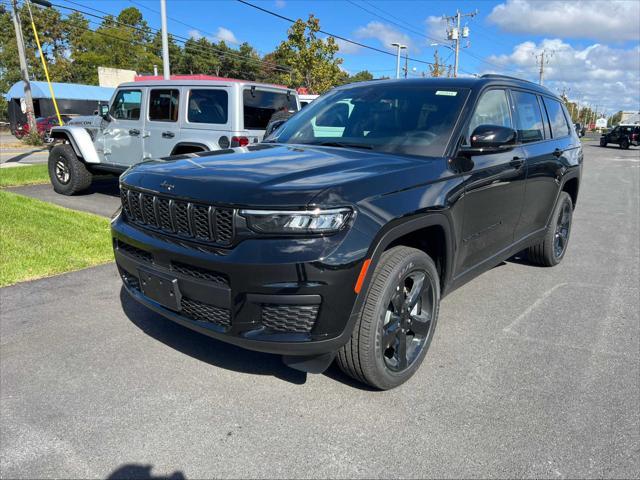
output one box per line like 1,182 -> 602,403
56,0 -> 640,113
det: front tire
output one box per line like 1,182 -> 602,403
599,138 -> 607,147
527,192 -> 573,267
336,246 -> 440,390
48,144 -> 92,195
620,138 -> 630,149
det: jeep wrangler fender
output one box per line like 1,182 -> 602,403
49,126 -> 101,164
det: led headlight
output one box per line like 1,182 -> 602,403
240,208 -> 352,234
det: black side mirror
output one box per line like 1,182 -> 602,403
265,119 -> 287,137
99,104 -> 110,121
462,125 -> 517,155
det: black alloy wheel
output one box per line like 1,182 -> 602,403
553,201 -> 572,259
382,270 -> 436,372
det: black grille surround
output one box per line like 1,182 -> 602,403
120,186 -> 235,246
262,304 -> 319,333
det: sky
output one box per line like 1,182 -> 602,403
55,0 -> 640,115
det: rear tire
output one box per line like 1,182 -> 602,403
527,192 -> 573,267
620,138 -> 629,149
48,144 -> 92,195
599,138 -> 607,147
336,246 -> 440,390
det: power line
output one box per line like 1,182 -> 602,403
235,0 -> 435,66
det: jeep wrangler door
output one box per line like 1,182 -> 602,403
103,88 -> 145,166
145,88 -> 181,159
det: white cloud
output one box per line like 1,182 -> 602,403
355,21 -> 416,53
425,15 -> 447,43
488,0 -> 640,42
188,27 -> 239,45
275,0 -> 286,8
486,39 -> 640,111
335,38 -> 362,54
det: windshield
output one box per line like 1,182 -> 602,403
267,83 -> 469,157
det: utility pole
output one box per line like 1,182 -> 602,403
159,0 -> 170,80
10,0 -> 37,134
444,9 -> 477,78
404,49 -> 408,79
534,49 -> 553,85
391,42 -> 407,79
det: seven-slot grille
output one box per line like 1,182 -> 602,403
120,186 -> 234,245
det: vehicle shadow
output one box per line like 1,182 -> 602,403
106,463 -> 185,480
119,287 -> 308,385
75,176 -> 121,197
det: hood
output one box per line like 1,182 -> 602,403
121,144 -> 442,207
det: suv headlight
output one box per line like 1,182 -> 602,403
240,208 -> 352,234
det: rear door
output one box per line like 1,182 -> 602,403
242,87 -> 298,142
103,88 -> 145,167
144,88 -> 181,160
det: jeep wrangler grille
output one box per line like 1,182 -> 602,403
120,187 -> 234,246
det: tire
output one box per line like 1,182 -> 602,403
599,138 -> 607,147
336,246 -> 440,390
48,144 -> 92,195
527,192 -> 573,267
620,138 -> 629,149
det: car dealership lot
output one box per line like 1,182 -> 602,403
1,141 -> 638,478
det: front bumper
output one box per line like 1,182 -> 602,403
111,215 -> 365,356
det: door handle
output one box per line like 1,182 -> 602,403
128,129 -> 140,136
509,157 -> 525,169
553,148 -> 563,157
162,131 -> 175,138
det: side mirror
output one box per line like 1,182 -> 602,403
265,119 -> 287,137
462,125 -> 517,155
99,104 -> 110,120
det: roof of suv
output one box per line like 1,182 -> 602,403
117,79 -> 295,90
336,74 -> 559,99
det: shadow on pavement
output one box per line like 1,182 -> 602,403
107,464 -> 185,480
76,176 -> 120,197
120,287 -> 308,385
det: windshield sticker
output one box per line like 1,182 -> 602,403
436,90 -> 458,96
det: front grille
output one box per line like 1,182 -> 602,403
117,240 -> 153,263
120,186 -> 234,245
261,304 -> 319,333
181,297 -> 231,327
171,261 -> 229,287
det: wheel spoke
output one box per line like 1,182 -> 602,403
390,290 -> 403,314
396,330 -> 408,369
382,315 -> 401,349
409,316 -> 431,337
405,272 -> 425,309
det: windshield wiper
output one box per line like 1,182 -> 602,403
314,141 -> 373,150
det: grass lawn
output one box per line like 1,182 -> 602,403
0,164 -> 50,187
0,190 -> 114,287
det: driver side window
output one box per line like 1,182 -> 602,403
110,89 -> 142,120
466,89 -> 512,144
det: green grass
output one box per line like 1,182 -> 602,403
0,190 -> 114,287
0,164 -> 50,187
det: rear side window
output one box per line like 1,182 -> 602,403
243,89 -> 297,130
466,89 -> 512,143
512,91 -> 545,143
110,89 -> 142,120
543,97 -> 570,138
149,89 -> 179,122
188,89 -> 228,124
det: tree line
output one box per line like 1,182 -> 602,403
0,5 -> 375,120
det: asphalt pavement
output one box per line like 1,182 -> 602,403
0,132 -> 49,166
1,140 -> 638,479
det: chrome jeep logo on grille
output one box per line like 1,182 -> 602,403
160,180 -> 175,191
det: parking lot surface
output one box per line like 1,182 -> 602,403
1,141 -> 638,479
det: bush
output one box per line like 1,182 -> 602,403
22,131 -> 44,146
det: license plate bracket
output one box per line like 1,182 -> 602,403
138,268 -> 182,311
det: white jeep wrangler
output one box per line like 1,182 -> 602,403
48,79 -> 299,195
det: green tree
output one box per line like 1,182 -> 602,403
342,70 -> 374,84
608,110 -> 623,127
428,50 -> 447,77
151,31 -> 182,75
270,15 -> 343,93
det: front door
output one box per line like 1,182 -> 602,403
455,88 -> 527,275
103,88 -> 145,167
145,88 -> 181,160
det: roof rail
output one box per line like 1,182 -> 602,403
480,73 -> 537,85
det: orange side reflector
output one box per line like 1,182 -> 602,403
354,259 -> 372,294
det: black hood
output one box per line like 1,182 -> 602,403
121,144 -> 441,207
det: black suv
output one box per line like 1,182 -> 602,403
600,124 -> 640,149
112,75 -> 582,389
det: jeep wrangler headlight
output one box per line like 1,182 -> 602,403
240,208 -> 352,234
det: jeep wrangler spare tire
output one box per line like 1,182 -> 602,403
48,144 -> 92,195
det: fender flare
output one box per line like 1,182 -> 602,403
49,126 -> 101,164
170,142 -> 210,155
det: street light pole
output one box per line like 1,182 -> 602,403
159,0 -> 170,80
391,42 -> 407,79
10,0 -> 37,135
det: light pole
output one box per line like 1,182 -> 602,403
391,42 -> 407,79
159,0 -> 170,80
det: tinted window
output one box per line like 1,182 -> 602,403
512,91 -> 545,143
269,85 -> 470,158
467,89 -> 512,143
110,89 -> 142,120
243,89 -> 298,130
543,97 -> 570,138
149,89 -> 179,122
188,89 -> 228,124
